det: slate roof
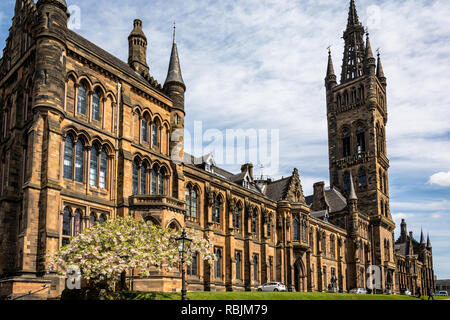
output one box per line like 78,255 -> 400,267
305,188 -> 347,214
265,177 -> 291,202
67,30 -> 163,91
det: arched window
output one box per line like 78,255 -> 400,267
140,162 -> 147,195
77,83 -> 87,115
380,200 -> 385,216
344,172 -> 351,191
358,169 -> 367,188
92,90 -> 100,121
151,169 -> 157,194
251,209 -> 258,235
191,189 -> 197,218
213,196 -> 222,224
74,209 -> 82,236
293,218 -> 300,241
151,122 -> 158,148
185,188 -> 191,215
158,169 -> 165,195
385,203 -> 389,217
253,254 -> 259,282
99,150 -> 107,189
235,251 -> 242,280
342,128 -> 351,157
187,252 -> 198,276
75,140 -> 84,183
132,160 -> 139,195
379,169 -> 384,193
99,213 -> 107,224
89,212 -> 96,227
141,118 -> 148,142
356,126 -> 365,155
64,136 -> 74,179
330,235 -> 335,257
62,207 -> 71,246
215,248 -> 222,278
89,146 -> 99,187
234,202 -> 242,231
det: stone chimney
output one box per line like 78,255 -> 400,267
312,182 -> 327,212
241,163 -> 254,179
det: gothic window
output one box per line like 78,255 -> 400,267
293,217 -> 300,241
151,122 -> 158,148
75,140 -> 84,183
185,185 -> 198,220
99,213 -> 107,224
187,252 -> 198,276
356,126 -> 365,155
92,90 -> 101,121
151,169 -> 157,194
62,207 -> 71,246
342,128 -> 351,157
251,209 -> 258,235
215,247 -> 222,279
132,160 -> 139,195
344,171 -> 351,191
89,212 -> 96,227
77,83 -> 87,115
74,209 -> 82,236
140,162 -> 147,195
213,196 -> 222,224
380,200 -> 385,216
253,254 -> 259,282
385,202 -> 389,218
89,146 -> 99,187
330,235 -> 335,258
159,168 -> 165,195
234,202 -> 242,231
64,136 -> 74,179
99,150 -> 107,189
379,169 -> 384,193
236,251 -> 242,280
191,189 -> 197,218
358,169 -> 367,188
141,118 -> 148,142
344,91 -> 350,106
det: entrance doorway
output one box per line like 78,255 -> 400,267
294,258 -> 306,292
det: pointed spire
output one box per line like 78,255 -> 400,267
347,0 -> 360,28
325,47 -> 337,88
364,32 -> 376,76
427,233 -> 432,249
164,23 -> 185,90
377,51 -> 387,87
420,228 -> 425,245
349,172 -> 358,201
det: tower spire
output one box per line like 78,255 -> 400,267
349,172 -> 358,201
340,0 -> 366,83
364,32 -> 376,76
427,233 -> 432,249
377,51 -> 387,88
164,24 -> 185,90
325,48 -> 337,89
420,228 -> 425,245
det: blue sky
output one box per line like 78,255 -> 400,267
1,0 -> 450,279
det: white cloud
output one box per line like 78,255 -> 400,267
429,172 -> 450,187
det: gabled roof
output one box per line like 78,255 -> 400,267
305,187 -> 347,214
265,177 -> 291,201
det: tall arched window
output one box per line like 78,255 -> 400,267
330,235 -> 335,257
99,150 -> 107,189
159,169 -> 165,195
89,146 -> 99,187
251,209 -> 258,235
92,90 -> 100,121
99,213 -> 107,224
75,140 -> 84,182
64,136 -> 74,179
213,196 -> 222,224
359,169 -> 367,187
293,218 -> 300,241
191,189 -> 197,218
89,212 -> 96,227
151,169 -> 157,194
185,187 -> 191,215
152,122 -> 158,148
74,209 -> 82,236
356,126 -> 365,155
215,248 -> 222,278
235,251 -> 242,280
132,160 -> 139,195
140,162 -> 147,195
253,254 -> 259,282
77,83 -> 87,115
344,172 -> 351,191
141,118 -> 148,142
62,207 -> 71,236
342,128 -> 351,157
234,203 -> 242,231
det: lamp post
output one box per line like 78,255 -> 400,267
176,229 -> 192,301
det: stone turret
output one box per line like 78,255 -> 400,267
128,19 -> 149,77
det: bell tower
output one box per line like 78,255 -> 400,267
325,0 -> 396,292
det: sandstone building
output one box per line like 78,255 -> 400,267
0,0 -> 435,299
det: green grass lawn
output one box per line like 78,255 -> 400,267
114,291 -> 449,301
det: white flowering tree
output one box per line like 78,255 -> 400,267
47,217 -> 216,290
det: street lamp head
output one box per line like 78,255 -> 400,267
176,229 -> 192,254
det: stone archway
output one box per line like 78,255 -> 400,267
294,258 -> 306,292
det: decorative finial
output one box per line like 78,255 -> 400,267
377,48 -> 381,57
327,45 -> 332,55
365,27 -> 369,36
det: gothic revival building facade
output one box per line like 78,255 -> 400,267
0,0 -> 435,299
